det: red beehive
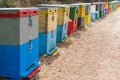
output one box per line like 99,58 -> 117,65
108,4 -> 112,13
103,2 -> 106,10
68,20 -> 78,35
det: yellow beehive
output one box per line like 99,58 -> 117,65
78,5 -> 85,17
38,7 -> 57,33
57,7 -> 70,25
106,3 -> 109,9
85,15 -> 91,26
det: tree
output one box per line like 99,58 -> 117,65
0,0 -> 16,7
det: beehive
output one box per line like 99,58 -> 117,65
47,5 -> 70,42
37,4 -> 69,43
85,15 -> 91,26
108,2 -> 112,13
114,2 -> 117,10
92,2 -> 101,19
104,2 -> 108,10
57,23 -> 68,42
91,4 -> 96,13
38,7 -> 57,32
99,2 -> 104,11
95,11 -> 100,19
82,3 -> 91,26
37,4 -> 69,25
73,3 -> 86,29
68,20 -> 78,35
95,3 -> 100,12
39,30 -> 58,55
67,4 -> 78,35
77,17 -> 85,30
91,13 -> 96,21
0,8 -> 40,80
109,2 -> 114,11
82,3 -> 91,15
104,2 -> 106,10
91,4 -> 96,21
85,5 -> 90,15
57,7 -> 69,25
106,2 -> 109,9
36,6 -> 58,55
99,2 -> 104,18
78,5 -> 86,17
69,4 -> 78,20
113,1 -> 119,10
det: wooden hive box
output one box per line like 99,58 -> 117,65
57,7 -> 70,25
69,4 -> 79,21
38,7 -> 57,33
78,5 -> 85,18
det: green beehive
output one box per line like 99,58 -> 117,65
111,1 -> 118,11
109,2 -> 113,9
72,3 -> 86,29
109,1 -> 114,11
73,3 -> 86,18
69,4 -> 78,20
95,2 -> 104,18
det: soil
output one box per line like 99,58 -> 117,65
39,9 -> 120,80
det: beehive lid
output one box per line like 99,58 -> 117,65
81,3 -> 91,5
0,8 -> 39,18
70,4 -> 79,7
37,4 -> 69,8
0,8 -> 38,11
72,3 -> 86,6
72,3 -> 83,5
38,7 -> 57,10
92,2 -> 104,4
38,7 -> 57,14
0,8 -> 38,15
110,1 -> 119,3
92,2 -> 100,5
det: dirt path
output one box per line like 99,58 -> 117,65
39,9 -> 120,80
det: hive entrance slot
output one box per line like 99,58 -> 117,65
23,12 -> 27,14
0,77 -> 9,80
33,11 -> 37,13
49,48 -> 55,52
26,63 -> 35,71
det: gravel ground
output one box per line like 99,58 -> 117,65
39,9 -> 120,80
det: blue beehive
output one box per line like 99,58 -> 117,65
91,13 -> 96,21
57,24 -> 68,42
103,9 -> 107,17
94,2 -> 104,18
39,30 -> 58,56
54,5 -> 69,43
95,3 -> 100,19
0,8 -> 40,80
38,7 -> 58,56
91,4 -> 97,21
91,2 -> 100,20
95,11 -> 100,19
